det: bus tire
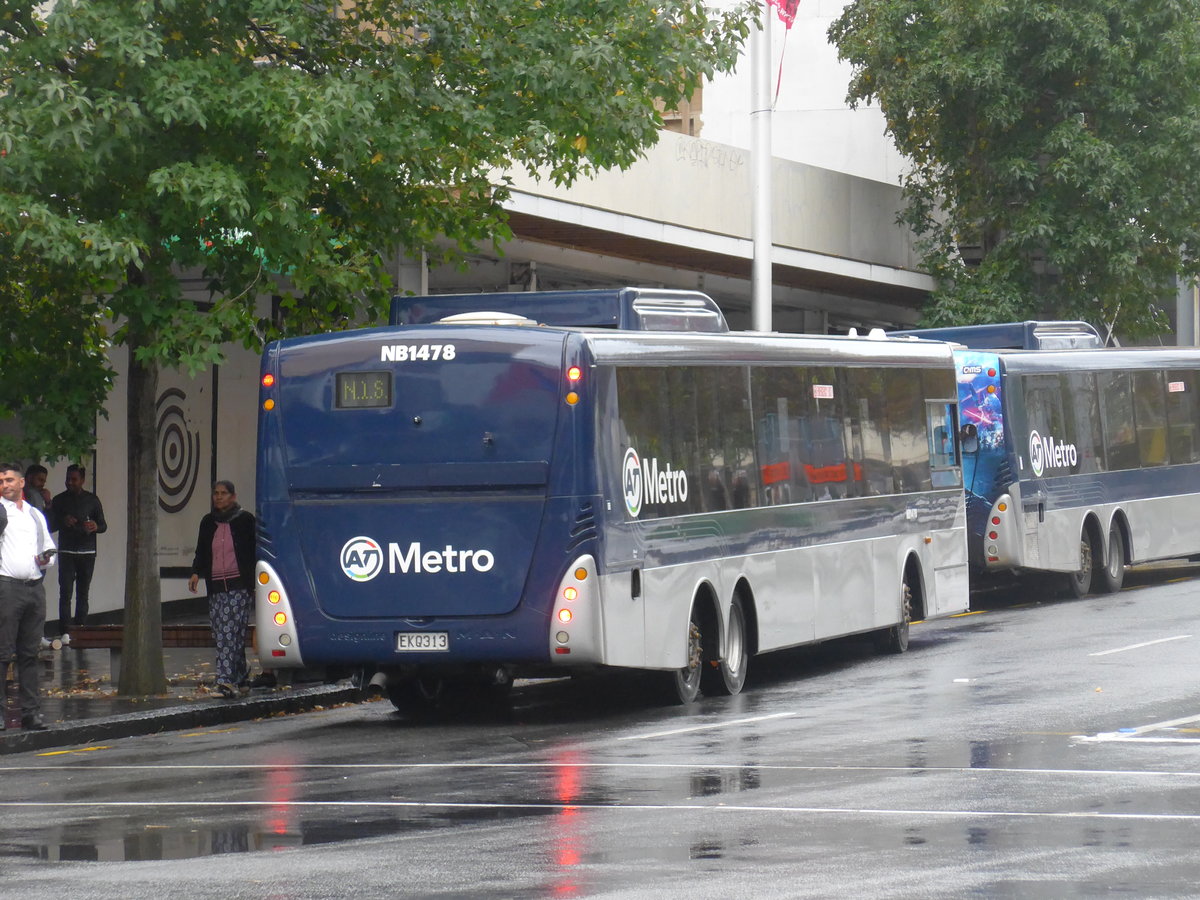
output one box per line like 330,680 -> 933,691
877,579 -> 912,654
1066,531 -> 1095,598
1097,524 -> 1126,594
661,613 -> 704,705
701,595 -> 749,696
386,673 -> 448,715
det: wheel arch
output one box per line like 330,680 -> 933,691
732,576 -> 760,658
691,580 -> 722,667
1081,511 -> 1105,554
903,552 -> 927,622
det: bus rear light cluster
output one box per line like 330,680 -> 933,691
565,365 -> 583,406
549,555 -> 598,662
261,371 -> 277,410
985,496 -> 1014,565
255,561 -> 305,667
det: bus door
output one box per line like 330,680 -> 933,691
926,400 -> 962,488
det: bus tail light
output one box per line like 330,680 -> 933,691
549,555 -> 600,664
565,365 -> 583,405
255,561 -> 305,668
262,371 -> 277,411
984,494 -> 1016,569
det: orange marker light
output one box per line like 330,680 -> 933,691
574,568 -> 588,581
273,611 -> 287,626
264,398 -> 275,411
258,572 -> 270,585
268,590 -> 281,604
565,392 -> 579,405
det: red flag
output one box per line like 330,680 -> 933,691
768,0 -> 800,29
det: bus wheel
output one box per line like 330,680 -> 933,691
663,615 -> 704,705
1066,533 -> 1094,598
877,579 -> 912,654
1097,524 -> 1126,594
701,596 -> 749,696
386,673 -> 447,715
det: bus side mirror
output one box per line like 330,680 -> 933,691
959,423 -> 979,454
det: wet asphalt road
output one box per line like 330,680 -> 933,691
3,566 -> 1200,898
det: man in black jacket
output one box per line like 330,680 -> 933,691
49,464 -> 107,638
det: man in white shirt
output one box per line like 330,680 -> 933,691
0,462 -> 56,731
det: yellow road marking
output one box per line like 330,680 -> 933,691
950,610 -> 985,618
181,728 -> 239,737
36,746 -> 110,757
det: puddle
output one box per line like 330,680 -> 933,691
3,806 -> 564,863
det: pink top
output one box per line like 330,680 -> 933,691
211,522 -> 240,581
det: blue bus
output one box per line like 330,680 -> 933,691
255,289 -> 969,708
897,322 -> 1200,596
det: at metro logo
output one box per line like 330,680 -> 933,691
621,446 -> 689,518
340,537 -> 495,580
341,536 -> 384,582
1028,429 -> 1078,477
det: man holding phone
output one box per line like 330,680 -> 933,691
0,462 -> 56,730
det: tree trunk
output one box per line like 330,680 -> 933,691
119,335 -> 167,696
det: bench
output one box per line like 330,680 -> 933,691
65,625 -> 257,682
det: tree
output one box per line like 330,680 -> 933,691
0,246 -> 114,465
830,0 -> 1200,336
0,1 -> 752,694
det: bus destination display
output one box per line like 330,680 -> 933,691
335,371 -> 392,409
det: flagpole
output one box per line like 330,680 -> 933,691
750,1 -> 773,332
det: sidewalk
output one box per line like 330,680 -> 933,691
0,640 -> 361,755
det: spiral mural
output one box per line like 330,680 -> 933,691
157,387 -> 201,513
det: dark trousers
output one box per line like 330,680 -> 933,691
58,552 -> 96,630
209,587 -> 252,686
0,576 -> 46,718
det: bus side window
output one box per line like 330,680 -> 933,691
1166,369 -> 1200,464
927,401 -> 962,487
